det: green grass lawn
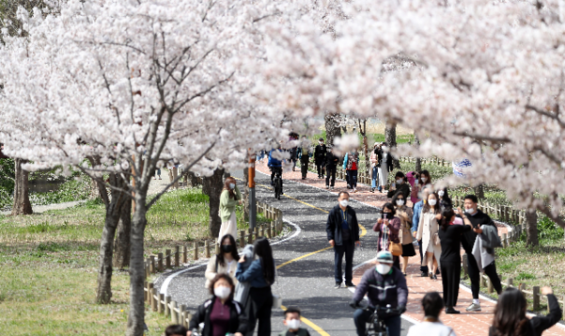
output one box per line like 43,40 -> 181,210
0,187 -> 271,335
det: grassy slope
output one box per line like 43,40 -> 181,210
0,187 -> 270,335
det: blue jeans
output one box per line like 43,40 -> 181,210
334,243 -> 354,284
354,309 -> 401,336
371,167 -> 379,188
347,170 -> 358,188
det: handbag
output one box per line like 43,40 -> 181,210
389,241 -> 403,256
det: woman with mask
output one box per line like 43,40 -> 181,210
343,148 -> 360,193
218,177 -> 242,242
419,170 -> 433,194
438,208 -> 475,314
408,172 -> 421,207
236,238 -> 276,336
489,287 -> 562,336
188,274 -> 247,336
392,193 -> 415,276
370,142 -> 382,193
378,143 -> 394,192
437,188 -> 453,212
417,192 -> 442,279
373,202 -> 402,269
205,234 -> 240,289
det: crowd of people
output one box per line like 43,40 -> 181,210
163,139 -> 562,336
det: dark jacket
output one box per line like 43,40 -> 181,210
439,198 -> 453,212
279,329 -> 311,336
323,151 -> 340,168
387,183 -> 410,200
314,144 -> 326,163
374,148 -> 383,167
461,210 -> 496,254
353,267 -> 408,310
488,294 -> 562,336
326,205 -> 360,245
235,259 -> 269,288
189,297 -> 247,336
383,152 -> 394,173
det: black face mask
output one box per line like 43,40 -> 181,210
221,245 -> 233,253
382,213 -> 391,219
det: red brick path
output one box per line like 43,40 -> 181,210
255,160 -> 565,336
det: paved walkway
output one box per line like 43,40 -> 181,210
255,160 -> 565,336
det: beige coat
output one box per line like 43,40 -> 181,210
396,206 -> 414,245
204,255 -> 238,289
416,211 -> 442,268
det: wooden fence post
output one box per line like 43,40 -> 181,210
144,281 -> 149,302
501,233 -> 507,248
183,245 -> 188,263
194,241 -> 199,260
270,222 -> 275,237
150,256 -> 155,273
171,301 -> 178,323
180,305 -> 188,327
151,288 -> 158,311
158,253 -> 164,272
166,249 -> 171,269
533,286 -> 540,311
148,283 -> 154,306
204,240 -> 211,258
507,278 -> 513,288
248,228 -> 253,244
165,295 -> 171,317
158,293 -> 164,313
175,246 -> 180,267
239,230 -> 245,247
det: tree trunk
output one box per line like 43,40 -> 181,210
324,114 -> 342,146
113,196 -> 132,269
414,134 -> 422,172
203,168 -> 225,238
11,158 -> 32,215
526,209 -> 539,247
126,194 -> 148,336
385,123 -> 400,169
243,168 -> 250,221
474,184 -> 485,200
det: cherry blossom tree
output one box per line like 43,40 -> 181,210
0,0 -> 315,334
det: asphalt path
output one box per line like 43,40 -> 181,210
155,170 -> 413,335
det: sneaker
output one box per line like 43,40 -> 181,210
353,188 -> 357,193
432,274 -> 438,280
345,282 -> 356,288
330,186 -> 334,190
466,303 -> 482,312
420,271 -> 429,277
334,283 -> 342,289
158,177 -> 162,180
326,185 -> 330,189
370,188 -> 375,193
445,308 -> 460,314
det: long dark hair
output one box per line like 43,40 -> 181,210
253,238 -> 275,285
419,170 -> 431,185
440,208 -> 455,231
217,234 -> 239,267
382,202 -> 396,217
423,192 -> 441,214
492,288 -> 530,336
223,177 -> 237,199
438,188 -> 453,207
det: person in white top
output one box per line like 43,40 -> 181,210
205,234 -> 239,288
407,291 -> 457,336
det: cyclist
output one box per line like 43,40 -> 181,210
350,251 -> 408,336
268,146 -> 283,189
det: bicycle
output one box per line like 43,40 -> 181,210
350,303 -> 402,336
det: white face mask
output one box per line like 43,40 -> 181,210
465,207 -> 476,214
214,286 -> 231,299
396,199 -> 405,206
421,177 -> 428,183
229,183 -> 235,190
286,319 -> 301,330
428,199 -> 437,206
396,179 -> 403,184
438,190 -> 445,197
319,141 -> 323,145
339,200 -> 349,207
376,264 -> 392,275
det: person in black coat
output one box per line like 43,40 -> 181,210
323,146 -> 340,190
314,138 -> 327,178
188,274 -> 247,336
489,287 -> 562,336
326,191 -> 360,288
387,171 -> 410,199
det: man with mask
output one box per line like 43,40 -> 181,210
387,171 -> 410,200
326,192 -> 360,289
351,251 -> 408,336
314,138 -> 326,178
460,194 -> 502,312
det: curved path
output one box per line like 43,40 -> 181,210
155,169 -> 413,335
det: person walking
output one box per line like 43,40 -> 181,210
154,167 -> 162,180
461,194 -> 503,312
343,149 -> 359,192
419,170 -> 433,193
412,189 -> 430,277
378,143 -> 394,192
351,251 -> 408,336
218,177 -> 242,242
188,274 -> 247,336
372,202 -> 402,270
387,171 -> 411,200
370,143 -> 382,193
438,208 -> 476,314
297,136 -> 312,180
324,146 -> 339,190
314,138 -> 326,178
406,292 -> 457,336
235,238 -> 276,336
407,171 -> 421,207
326,191 -> 360,288
489,287 -> 562,336
205,234 -> 240,289
289,133 -> 299,172
392,193 -> 415,275
416,192 -> 442,280
437,188 -> 453,211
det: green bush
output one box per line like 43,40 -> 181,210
537,216 -> 564,241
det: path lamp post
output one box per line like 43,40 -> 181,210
249,151 -> 257,229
